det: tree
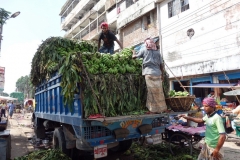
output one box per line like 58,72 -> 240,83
16,75 -> 35,99
10,92 -> 24,103
0,8 -> 11,25
2,92 -> 9,96
0,8 -> 11,55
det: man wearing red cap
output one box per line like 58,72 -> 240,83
98,22 -> 123,54
180,97 -> 226,160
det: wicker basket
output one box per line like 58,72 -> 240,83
165,96 -> 196,112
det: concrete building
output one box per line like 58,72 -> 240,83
159,0 -> 240,102
60,0 -> 240,102
59,0 -> 163,51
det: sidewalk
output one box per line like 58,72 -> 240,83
223,136 -> 240,160
7,113 -> 35,159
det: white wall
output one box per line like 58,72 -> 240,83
160,0 -> 240,77
117,0 -> 156,29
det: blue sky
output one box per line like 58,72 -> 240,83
0,0 -> 66,94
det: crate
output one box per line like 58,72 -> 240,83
165,96 -> 196,112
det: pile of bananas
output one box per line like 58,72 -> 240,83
81,49 -> 142,75
30,37 -> 151,117
31,37 -> 170,117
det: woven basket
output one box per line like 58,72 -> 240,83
165,96 -> 196,112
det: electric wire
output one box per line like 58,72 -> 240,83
162,2 -> 239,38
162,0 -> 227,32
162,18 -> 240,51
164,31 -> 240,53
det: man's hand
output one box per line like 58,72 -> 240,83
212,149 -> 220,160
132,50 -> 137,59
179,114 -> 188,119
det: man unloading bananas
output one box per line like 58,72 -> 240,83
132,37 -> 167,113
98,22 -> 123,54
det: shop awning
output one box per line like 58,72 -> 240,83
183,83 -> 239,88
0,96 -> 17,101
223,89 -> 240,96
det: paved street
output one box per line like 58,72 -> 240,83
5,112 -> 240,160
7,113 -> 34,159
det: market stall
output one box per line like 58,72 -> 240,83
0,96 -> 17,101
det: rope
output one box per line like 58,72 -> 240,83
164,63 -> 198,106
223,71 -> 240,103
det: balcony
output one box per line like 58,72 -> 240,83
63,0 -> 106,38
61,0 -> 99,31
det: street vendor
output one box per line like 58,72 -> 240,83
97,22 -> 123,54
132,37 -> 167,113
180,97 -> 226,160
227,104 -> 240,134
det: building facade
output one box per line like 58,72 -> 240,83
60,0 -> 163,50
60,0 -> 240,101
159,0 -> 240,100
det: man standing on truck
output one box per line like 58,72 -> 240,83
98,22 -> 123,54
132,37 -> 167,114
180,97 -> 226,160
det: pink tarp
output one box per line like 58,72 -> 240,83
168,125 -> 206,135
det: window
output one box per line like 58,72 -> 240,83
147,15 -> 151,25
181,0 -> 189,12
168,0 -> 189,18
126,0 -> 134,8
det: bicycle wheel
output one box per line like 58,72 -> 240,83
169,133 -> 192,155
191,135 -> 203,151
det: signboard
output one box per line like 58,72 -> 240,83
0,67 -> 5,92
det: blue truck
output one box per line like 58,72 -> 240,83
33,73 -> 170,158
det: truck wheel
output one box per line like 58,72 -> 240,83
111,139 -> 132,152
53,127 -> 70,156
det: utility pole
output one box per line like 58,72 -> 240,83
0,23 -> 3,55
0,10 -> 20,56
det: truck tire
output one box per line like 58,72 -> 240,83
53,127 -> 70,156
34,118 -> 45,138
110,139 -> 132,152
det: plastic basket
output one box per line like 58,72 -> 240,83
165,96 -> 196,112
236,126 -> 240,137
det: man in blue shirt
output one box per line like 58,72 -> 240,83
9,102 -> 15,119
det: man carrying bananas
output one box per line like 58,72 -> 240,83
132,38 -> 167,113
98,22 -> 123,54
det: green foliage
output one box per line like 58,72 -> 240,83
14,149 -> 71,160
30,37 -> 97,108
129,142 -> 198,160
83,74 -> 147,117
30,37 -> 169,117
1,92 -> 9,97
10,92 -> 24,103
168,90 -> 190,97
16,75 -> 35,98
0,8 -> 11,25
